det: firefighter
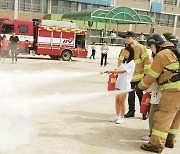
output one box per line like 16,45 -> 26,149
138,34 -> 180,153
165,34 -> 179,46
118,31 -> 151,120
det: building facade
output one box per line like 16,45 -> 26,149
0,0 -> 179,35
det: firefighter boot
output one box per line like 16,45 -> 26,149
165,140 -> 174,148
124,110 -> 135,118
141,143 -> 163,153
165,134 -> 176,148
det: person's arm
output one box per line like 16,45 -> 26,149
107,46 -> 109,51
138,54 -> 163,90
117,49 -> 125,67
141,46 -> 151,74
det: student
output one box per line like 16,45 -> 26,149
106,45 -> 135,124
89,42 -> 96,59
100,41 -> 109,67
118,31 -> 151,120
0,35 -> 8,63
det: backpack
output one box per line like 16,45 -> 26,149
162,45 -> 180,81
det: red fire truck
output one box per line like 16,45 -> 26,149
0,18 -> 88,61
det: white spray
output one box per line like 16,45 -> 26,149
0,70 -> 131,150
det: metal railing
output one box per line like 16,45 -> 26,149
89,36 -> 148,46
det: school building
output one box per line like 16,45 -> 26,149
0,0 -> 179,35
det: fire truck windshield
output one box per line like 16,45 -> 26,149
2,24 -> 14,34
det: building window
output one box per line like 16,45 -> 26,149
177,16 -> 180,28
0,0 -> 14,10
81,3 -> 87,10
64,1 -> 71,13
156,13 -> 175,27
51,0 -> 78,14
164,0 -> 177,5
71,2 -> 78,12
18,0 -> 47,13
137,10 -> 175,28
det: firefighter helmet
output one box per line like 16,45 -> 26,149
166,35 -> 180,46
147,34 -> 167,47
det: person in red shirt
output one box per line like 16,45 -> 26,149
0,35 -> 8,63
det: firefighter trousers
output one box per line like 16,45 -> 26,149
149,104 -> 158,131
150,91 -> 180,148
128,81 -> 143,113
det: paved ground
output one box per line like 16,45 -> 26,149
0,55 -> 179,154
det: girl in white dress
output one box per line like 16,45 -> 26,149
106,45 -> 135,124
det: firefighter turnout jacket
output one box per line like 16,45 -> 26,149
118,40 -> 151,82
138,42 -> 179,92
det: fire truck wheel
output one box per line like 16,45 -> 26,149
61,50 -> 72,61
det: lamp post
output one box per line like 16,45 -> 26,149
14,0 -> 18,19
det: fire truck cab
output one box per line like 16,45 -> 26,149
0,18 -> 33,52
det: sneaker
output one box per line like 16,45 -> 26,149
142,114 -> 148,120
142,134 -> 151,141
12,61 -> 14,64
115,117 -> 125,124
110,115 -> 119,122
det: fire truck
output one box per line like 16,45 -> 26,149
0,18 -> 88,61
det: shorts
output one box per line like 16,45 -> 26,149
0,50 -> 7,57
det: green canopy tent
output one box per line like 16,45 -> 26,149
62,6 -> 153,24
62,7 -> 153,44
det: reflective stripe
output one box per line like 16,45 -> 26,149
141,52 -> 149,60
119,55 -> 124,61
169,129 -> 179,135
160,81 -> 180,91
163,62 -> 179,72
132,74 -> 144,80
152,129 -> 168,139
144,64 -> 151,70
140,80 -> 149,88
148,68 -> 160,78
135,59 -> 143,64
